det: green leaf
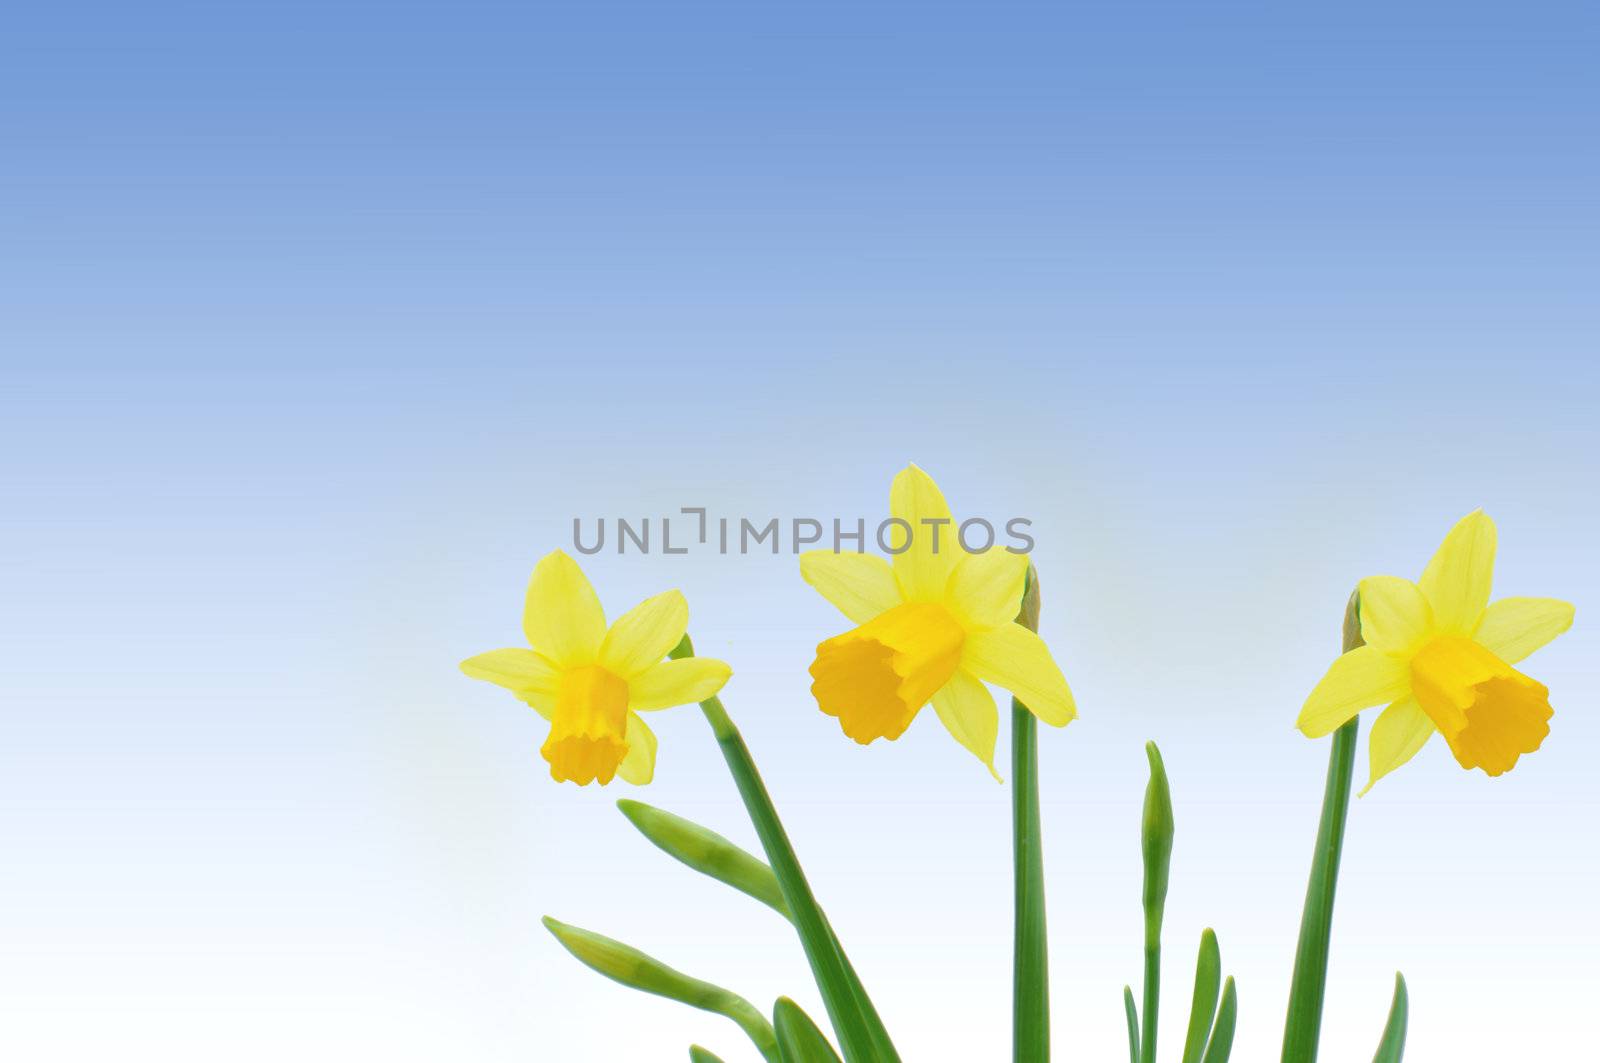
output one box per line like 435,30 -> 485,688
1371,973 -> 1408,1063
1281,591 -> 1363,1063
774,996 -> 844,1063
1201,977 -> 1237,1063
1012,696 -> 1050,1063
542,916 -> 778,1063
617,799 -> 791,920
672,635 -> 899,1063
1182,929 -> 1222,1063
1123,985 -> 1141,1063
689,1048 -> 727,1063
1140,741 -> 1175,1063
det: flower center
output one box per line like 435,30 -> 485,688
541,664 -> 630,785
1409,636 -> 1552,776
809,601 -> 966,744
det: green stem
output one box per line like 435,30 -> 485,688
1280,592 -> 1363,1063
676,636 -> 896,1063
1141,936 -> 1161,1063
1012,700 -> 1049,1063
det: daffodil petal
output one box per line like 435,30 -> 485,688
1356,576 -> 1434,654
600,590 -> 689,678
799,549 -> 903,624
889,464 -> 958,602
1472,596 -> 1575,665
1297,645 -> 1411,738
962,623 -> 1076,727
460,647 -> 561,694
523,550 -> 607,667
945,547 -> 1029,631
1418,510 -> 1497,635
517,688 -> 555,720
616,713 -> 658,785
1360,697 -> 1435,795
628,656 -> 732,712
930,668 -> 1001,779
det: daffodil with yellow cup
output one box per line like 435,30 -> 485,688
1297,510 -> 1574,793
460,549 -> 731,785
800,463 -> 1077,776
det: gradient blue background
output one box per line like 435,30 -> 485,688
4,2 -> 1597,1059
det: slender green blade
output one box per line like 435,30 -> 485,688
1140,741 -> 1175,1063
1182,929 -> 1222,1063
617,799 -> 791,920
542,916 -> 778,1062
1123,986 -> 1141,1063
774,996 -> 844,1063
1201,977 -> 1237,1063
672,637 -> 898,1063
1012,699 -> 1049,1063
1371,973 -> 1408,1063
1281,592 -> 1363,1063
689,1049 -> 727,1063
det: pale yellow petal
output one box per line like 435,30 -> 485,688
517,688 -> 555,720
1418,510 -> 1497,635
523,550 -> 607,667
889,464 -> 958,602
1360,697 -> 1435,795
1356,575 -> 1434,654
1296,645 -> 1411,738
616,713 -> 658,785
945,547 -> 1029,631
628,656 -> 732,712
600,590 -> 689,678
460,647 -> 561,694
1472,597 -> 1575,665
962,623 -> 1076,727
929,668 -> 1001,780
799,549 -> 903,624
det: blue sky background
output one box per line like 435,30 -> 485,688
3,2 -> 1597,1060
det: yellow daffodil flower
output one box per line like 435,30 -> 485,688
800,464 -> 1077,777
461,550 -> 732,786
1299,511 -> 1575,794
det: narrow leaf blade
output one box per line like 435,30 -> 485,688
774,996 -> 844,1063
1182,929 -> 1222,1063
1201,977 -> 1238,1063
1371,973 -> 1408,1063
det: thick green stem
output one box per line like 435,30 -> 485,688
676,635 -> 896,1063
1280,591 -> 1363,1063
1012,699 -> 1049,1063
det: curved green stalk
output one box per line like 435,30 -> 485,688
672,637 -> 898,1063
1140,742 -> 1175,1063
1280,591 -> 1363,1063
689,1047 -> 727,1063
1012,698 -> 1049,1063
1201,977 -> 1237,1063
1182,929 -> 1222,1063
542,916 -> 777,1062
1371,973 -> 1408,1063
1123,986 -> 1141,1063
